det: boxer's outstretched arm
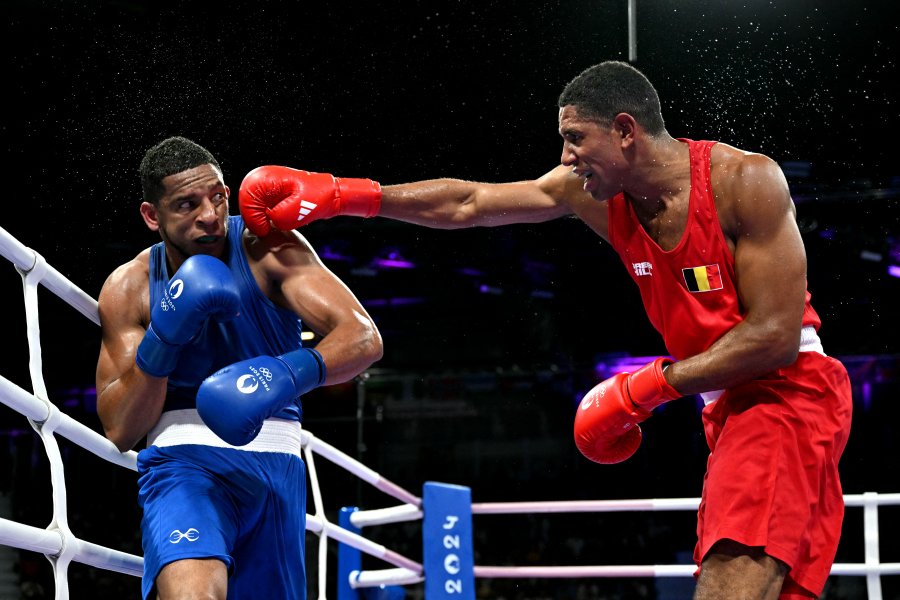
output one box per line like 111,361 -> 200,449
380,165 -> 582,229
237,164 -> 591,233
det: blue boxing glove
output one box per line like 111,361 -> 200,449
196,347 -> 326,446
136,255 -> 241,377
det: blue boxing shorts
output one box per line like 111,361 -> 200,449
136,409 -> 307,599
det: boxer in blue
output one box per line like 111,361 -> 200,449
95,136 -> 384,599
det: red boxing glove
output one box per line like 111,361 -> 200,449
239,165 -> 382,237
573,357 -> 681,464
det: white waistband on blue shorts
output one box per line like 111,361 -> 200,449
146,408 -> 303,458
699,325 -> 826,406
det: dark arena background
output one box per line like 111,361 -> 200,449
2,1 -> 898,599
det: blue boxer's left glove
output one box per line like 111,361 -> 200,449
136,255 -> 240,377
196,348 -> 326,446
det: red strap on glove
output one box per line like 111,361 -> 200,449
627,357 -> 681,415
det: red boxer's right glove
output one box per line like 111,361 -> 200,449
239,165 -> 382,237
573,357 -> 681,464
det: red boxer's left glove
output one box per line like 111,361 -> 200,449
573,357 -> 681,464
239,165 -> 382,237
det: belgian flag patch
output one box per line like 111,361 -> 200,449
682,264 -> 723,293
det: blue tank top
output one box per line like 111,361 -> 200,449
149,215 -> 305,420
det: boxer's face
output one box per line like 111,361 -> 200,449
558,105 -> 627,200
140,164 -> 230,264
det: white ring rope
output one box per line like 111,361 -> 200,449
0,224 -> 897,600
346,495 -> 900,589
1,226 -> 100,327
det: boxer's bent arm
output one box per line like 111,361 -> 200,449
95,260 -> 167,452
379,165 -> 580,229
261,231 -> 383,384
665,155 -> 807,395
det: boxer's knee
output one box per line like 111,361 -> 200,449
156,557 -> 227,600
694,539 -> 789,600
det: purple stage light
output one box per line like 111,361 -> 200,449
372,249 -> 416,269
373,257 -> 416,269
319,246 -> 353,262
593,355 -> 668,379
364,297 -> 425,307
478,284 -> 503,295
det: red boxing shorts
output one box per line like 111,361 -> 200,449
694,352 -> 852,598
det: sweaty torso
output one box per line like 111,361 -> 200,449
590,139 -> 750,359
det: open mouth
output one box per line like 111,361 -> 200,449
574,168 -> 597,192
573,167 -> 593,181
195,235 -> 220,244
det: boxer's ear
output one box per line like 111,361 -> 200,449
140,201 -> 160,231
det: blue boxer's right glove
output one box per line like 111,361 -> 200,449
136,255 -> 241,377
196,348 -> 326,446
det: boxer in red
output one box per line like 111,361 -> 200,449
238,61 -> 852,599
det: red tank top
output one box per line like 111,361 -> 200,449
606,139 -> 820,360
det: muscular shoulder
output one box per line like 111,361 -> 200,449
710,143 -> 784,182
243,228 -> 318,278
101,250 -> 150,296
710,143 -> 792,238
241,227 -> 324,307
98,249 -> 151,326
